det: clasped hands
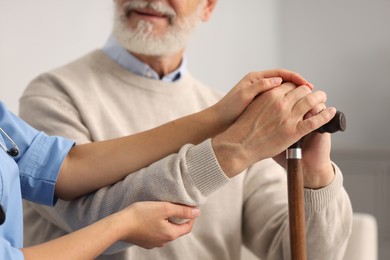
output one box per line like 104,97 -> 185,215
211,69 -> 336,189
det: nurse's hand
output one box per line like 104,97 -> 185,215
21,202 -> 199,259
209,69 -> 314,132
118,201 -> 199,249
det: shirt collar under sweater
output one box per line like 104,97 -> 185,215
102,35 -> 186,82
91,50 -> 198,96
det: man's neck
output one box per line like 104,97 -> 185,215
131,50 -> 184,78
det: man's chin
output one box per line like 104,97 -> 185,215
115,32 -> 186,56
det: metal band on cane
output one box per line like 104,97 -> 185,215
287,148 -> 302,159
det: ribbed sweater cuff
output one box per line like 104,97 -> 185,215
187,139 -> 229,196
304,163 -> 344,214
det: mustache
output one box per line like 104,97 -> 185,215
122,0 -> 176,20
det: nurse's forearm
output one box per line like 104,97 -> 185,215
55,107 -> 222,200
21,211 -> 122,259
21,201 -> 198,259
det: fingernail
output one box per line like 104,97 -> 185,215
192,208 -> 200,217
328,107 -> 337,114
270,77 -> 282,85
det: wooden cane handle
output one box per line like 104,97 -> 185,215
316,111 -> 346,133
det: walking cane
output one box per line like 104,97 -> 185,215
287,111 -> 346,260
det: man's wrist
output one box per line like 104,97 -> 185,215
211,133 -> 248,178
303,163 -> 335,189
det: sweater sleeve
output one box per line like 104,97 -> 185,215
19,75 -> 229,254
241,160 -> 353,260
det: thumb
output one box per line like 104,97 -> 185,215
167,204 -> 200,220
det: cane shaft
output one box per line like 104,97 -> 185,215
287,158 -> 307,260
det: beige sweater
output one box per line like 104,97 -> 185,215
19,50 -> 352,260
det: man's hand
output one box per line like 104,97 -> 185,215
273,107 -> 336,189
300,107 -> 335,189
212,82 -> 336,178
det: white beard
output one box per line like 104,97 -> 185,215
112,0 -> 204,56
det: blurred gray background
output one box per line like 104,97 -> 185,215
1,0 -> 389,259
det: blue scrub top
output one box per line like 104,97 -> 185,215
0,101 -> 74,259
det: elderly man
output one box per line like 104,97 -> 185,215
20,0 -> 352,259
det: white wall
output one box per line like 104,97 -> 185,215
0,0 -> 113,113
187,0 -> 281,91
279,0 -> 390,151
0,0 -> 279,115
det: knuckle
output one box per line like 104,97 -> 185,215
284,82 -> 297,88
237,86 -> 248,96
320,90 -> 327,101
182,207 -> 189,219
323,109 -> 333,121
246,72 -> 256,84
275,99 -> 288,112
315,90 -> 327,101
260,78 -> 269,87
306,119 -> 317,130
304,94 -> 317,108
298,121 -> 313,135
264,88 -> 278,100
302,85 -> 312,94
